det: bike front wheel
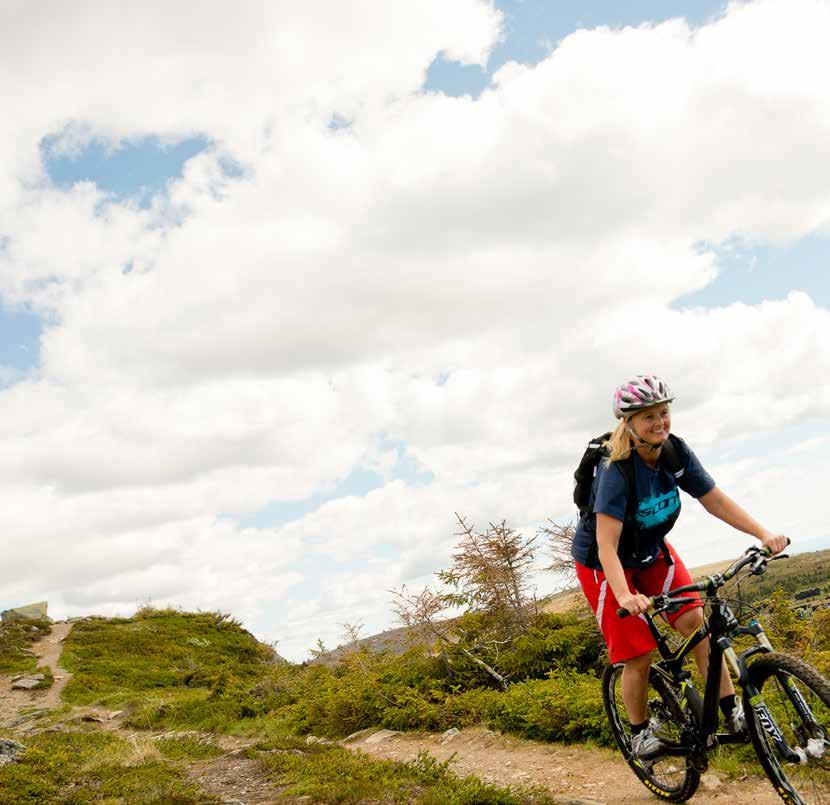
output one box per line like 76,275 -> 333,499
744,652 -> 830,805
602,662 -> 700,802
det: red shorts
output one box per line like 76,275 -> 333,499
575,542 -> 703,663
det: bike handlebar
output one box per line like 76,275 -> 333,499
616,539 -> 790,619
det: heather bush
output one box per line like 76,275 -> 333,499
489,671 -> 611,745
500,614 -> 605,681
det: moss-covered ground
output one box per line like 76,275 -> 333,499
0,618 -> 51,675
0,729 -> 216,804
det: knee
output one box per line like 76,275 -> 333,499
623,652 -> 653,675
674,607 -> 704,636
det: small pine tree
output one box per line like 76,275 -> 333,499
391,514 -> 540,690
437,514 -> 539,632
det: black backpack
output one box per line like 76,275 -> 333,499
573,432 -> 686,563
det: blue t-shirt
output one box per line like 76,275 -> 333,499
572,436 -> 715,570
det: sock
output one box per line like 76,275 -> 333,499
720,694 -> 736,718
631,720 -> 649,735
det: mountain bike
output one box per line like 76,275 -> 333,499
601,544 -> 829,803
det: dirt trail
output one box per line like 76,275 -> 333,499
0,621 -> 74,726
187,752 -> 281,804
347,726 -> 783,805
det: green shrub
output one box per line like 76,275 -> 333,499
438,687 -> 506,729
810,609 -> 830,652
381,687 -> 444,732
490,670 -> 610,745
812,650 -> 830,677
500,614 -> 605,681
283,662 -> 388,737
765,589 -> 813,654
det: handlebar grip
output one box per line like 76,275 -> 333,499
762,536 -> 791,557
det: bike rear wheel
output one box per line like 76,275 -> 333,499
602,662 -> 700,802
744,653 -> 830,805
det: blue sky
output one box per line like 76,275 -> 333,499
676,236 -> 829,310
0,307 -> 41,372
228,439 -> 434,530
426,0 -> 729,97
43,135 -> 210,202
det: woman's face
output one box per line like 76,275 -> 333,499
628,403 -> 671,447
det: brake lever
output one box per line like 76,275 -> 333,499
749,554 -> 770,575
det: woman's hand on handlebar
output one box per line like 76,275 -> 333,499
760,531 -> 789,555
618,591 -> 651,616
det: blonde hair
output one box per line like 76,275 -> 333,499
603,419 -> 634,463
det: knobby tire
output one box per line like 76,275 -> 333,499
602,662 -> 701,802
744,652 -> 830,805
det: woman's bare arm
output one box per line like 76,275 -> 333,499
698,486 -> 788,553
596,513 -> 651,614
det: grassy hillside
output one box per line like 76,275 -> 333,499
60,609 -> 273,712
0,608 -> 560,804
737,547 -> 830,601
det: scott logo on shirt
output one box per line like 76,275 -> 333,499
636,489 -> 680,529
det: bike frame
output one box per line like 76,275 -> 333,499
643,580 -> 814,764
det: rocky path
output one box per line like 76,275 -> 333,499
0,620 -> 73,727
346,726 -> 783,805
186,750 -> 280,804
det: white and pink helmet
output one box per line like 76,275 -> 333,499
613,374 -> 674,419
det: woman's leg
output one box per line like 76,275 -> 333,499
673,607 -> 735,697
574,561 -> 659,725
622,650 -> 654,724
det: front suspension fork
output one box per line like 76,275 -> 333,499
744,681 -> 805,765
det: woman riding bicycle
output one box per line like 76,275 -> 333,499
572,374 -> 788,759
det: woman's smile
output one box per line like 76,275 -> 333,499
630,403 -> 671,445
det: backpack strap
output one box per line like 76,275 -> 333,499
613,456 -> 640,551
659,434 -> 686,481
